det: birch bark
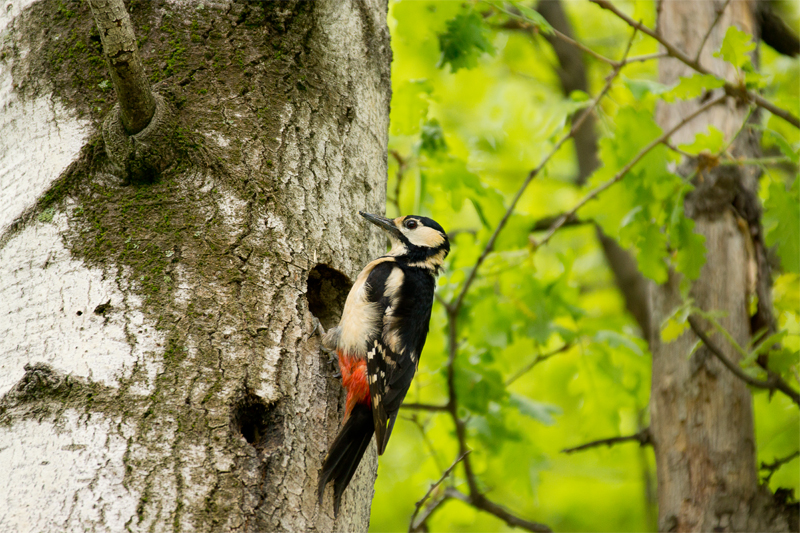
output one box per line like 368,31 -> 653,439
0,0 -> 390,531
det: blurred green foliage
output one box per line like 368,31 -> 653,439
371,1 -> 800,531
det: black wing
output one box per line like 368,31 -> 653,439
363,262 -> 434,454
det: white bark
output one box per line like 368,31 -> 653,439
0,212 -> 163,396
0,0 -> 390,531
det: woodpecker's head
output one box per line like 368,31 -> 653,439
359,212 -> 450,273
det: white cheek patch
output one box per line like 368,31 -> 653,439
403,226 -> 445,248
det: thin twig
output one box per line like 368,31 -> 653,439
530,213 -> 587,232
534,94 -> 727,248
402,402 -> 450,412
760,451 -> 800,483
663,140 -> 697,159
407,414 -> 448,482
506,343 -> 573,386
626,51 -> 669,64
562,427 -> 651,454
450,23 -> 638,315
409,451 -> 471,533
430,29 -> 643,533
549,25 -> 616,66
687,316 -> 800,406
409,494 -> 450,533
721,105 -> 757,157
719,157 -> 794,167
444,488 -> 553,533
495,14 -> 665,67
445,309 -> 480,496
590,0 -> 800,129
695,0 -> 732,63
389,150 -> 407,215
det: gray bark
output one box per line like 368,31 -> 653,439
650,1 -> 792,531
0,0 -> 390,531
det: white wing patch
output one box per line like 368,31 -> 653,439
382,268 -> 405,354
337,257 -> 394,356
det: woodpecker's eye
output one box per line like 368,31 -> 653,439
404,219 -> 418,230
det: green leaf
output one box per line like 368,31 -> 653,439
437,11 -> 496,73
679,125 -> 726,155
594,330 -> 644,356
509,394 -> 561,425
508,2 -> 555,35
390,79 -> 433,136
764,178 -> 800,273
420,119 -> 447,155
714,26 -> 756,69
636,224 -> 669,283
454,363 -> 507,414
763,129 -> 800,165
672,216 -> 707,280
624,77 -> 671,100
661,317 -> 688,342
660,301 -> 693,343
663,74 -> 725,101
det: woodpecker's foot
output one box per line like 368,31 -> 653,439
311,317 -> 326,338
326,350 -> 341,379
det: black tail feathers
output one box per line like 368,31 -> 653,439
317,403 -> 375,514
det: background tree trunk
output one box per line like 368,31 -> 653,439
0,1 -> 390,531
649,1 -> 790,531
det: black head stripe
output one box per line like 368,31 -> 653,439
412,216 -> 447,236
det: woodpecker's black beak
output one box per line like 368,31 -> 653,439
359,212 -> 403,239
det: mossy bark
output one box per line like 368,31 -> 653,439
0,0 -> 390,531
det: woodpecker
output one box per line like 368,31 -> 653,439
317,211 -> 450,513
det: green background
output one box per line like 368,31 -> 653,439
369,1 -> 800,531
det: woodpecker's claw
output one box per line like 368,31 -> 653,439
327,355 -> 341,379
313,317 -> 340,377
311,317 -> 326,338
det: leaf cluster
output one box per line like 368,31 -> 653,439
374,2 -> 800,532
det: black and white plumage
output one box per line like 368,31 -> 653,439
318,212 -> 449,513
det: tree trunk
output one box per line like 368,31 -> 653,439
650,1 -> 791,531
0,1 -> 390,531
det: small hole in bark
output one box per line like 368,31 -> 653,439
76,310 -> 83,316
306,264 -> 351,330
233,391 -> 282,450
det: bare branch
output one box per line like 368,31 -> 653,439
409,494 -> 450,533
687,316 -> 800,406
694,0 -> 732,63
506,343 -> 573,386
760,451 -> 800,483
402,402 -> 450,412
450,24 -> 639,315
87,0 -> 155,134
445,488 -> 553,533
494,4 -> 667,71
534,94 -> 728,249
549,25 -> 616,66
409,451 -> 470,533
530,213 -> 587,232
562,427 -> 651,454
444,310 -> 481,497
590,0 -> 800,129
